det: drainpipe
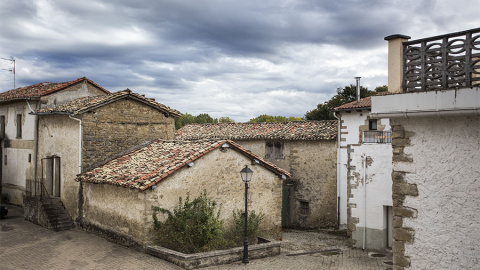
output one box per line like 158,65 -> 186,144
68,115 -> 82,174
333,111 -> 341,229
363,155 -> 367,250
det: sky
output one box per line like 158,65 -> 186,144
0,1 -> 478,122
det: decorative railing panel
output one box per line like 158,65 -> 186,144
363,131 -> 391,144
403,28 -> 480,92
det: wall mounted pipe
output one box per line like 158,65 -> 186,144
370,108 -> 480,119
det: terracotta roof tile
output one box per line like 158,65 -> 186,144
176,121 -> 337,141
34,89 -> 182,117
333,92 -> 394,111
76,139 -> 290,191
0,77 -> 110,102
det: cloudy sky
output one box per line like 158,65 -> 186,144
0,0 -> 478,121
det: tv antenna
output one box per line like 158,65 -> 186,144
1,57 -> 15,89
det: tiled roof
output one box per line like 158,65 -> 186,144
76,139 -> 291,191
333,92 -> 394,111
0,77 -> 110,102
34,89 -> 182,117
333,97 -> 372,111
176,121 -> 337,141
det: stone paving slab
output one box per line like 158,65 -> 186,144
0,205 -> 392,270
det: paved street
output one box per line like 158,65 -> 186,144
1,205 -> 392,269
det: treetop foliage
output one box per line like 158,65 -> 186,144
304,84 -> 387,121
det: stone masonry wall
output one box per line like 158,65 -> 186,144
238,140 -> 337,228
390,116 -> 480,270
82,98 -> 175,171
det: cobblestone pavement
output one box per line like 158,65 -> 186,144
1,205 -> 392,270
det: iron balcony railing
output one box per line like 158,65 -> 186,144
403,28 -> 480,92
363,131 -> 392,144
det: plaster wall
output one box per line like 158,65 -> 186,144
0,101 -> 37,205
80,147 -> 284,246
36,115 -> 81,219
394,116 -> 480,269
338,148 -> 348,226
348,143 -> 393,249
81,183 -> 148,244
339,110 -> 365,147
39,81 -> 108,108
146,147 -> 283,238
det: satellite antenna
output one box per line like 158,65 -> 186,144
1,57 -> 15,89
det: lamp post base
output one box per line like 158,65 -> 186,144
242,237 -> 249,263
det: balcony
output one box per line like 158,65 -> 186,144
363,131 -> 391,144
403,28 -> 480,92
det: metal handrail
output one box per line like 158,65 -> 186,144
363,130 -> 392,144
26,178 -> 59,230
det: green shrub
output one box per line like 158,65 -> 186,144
151,191 -> 226,253
225,209 -> 265,246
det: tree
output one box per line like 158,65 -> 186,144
304,84 -> 383,121
175,113 -> 236,129
248,115 -> 302,123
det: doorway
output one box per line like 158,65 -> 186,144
385,206 -> 393,248
44,156 -> 61,197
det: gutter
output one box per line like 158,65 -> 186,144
370,108 -> 480,119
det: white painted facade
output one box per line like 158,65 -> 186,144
335,107 -> 393,249
372,89 -> 480,269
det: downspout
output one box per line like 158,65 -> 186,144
333,111 -> 341,229
363,155 -> 367,250
68,115 -> 82,174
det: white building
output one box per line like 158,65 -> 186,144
372,29 -> 480,269
334,95 -> 393,250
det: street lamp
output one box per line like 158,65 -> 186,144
240,165 -> 253,264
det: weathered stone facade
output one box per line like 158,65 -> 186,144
79,145 -> 284,246
238,140 -> 337,228
81,98 -> 175,170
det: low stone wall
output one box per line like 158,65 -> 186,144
146,238 -> 281,269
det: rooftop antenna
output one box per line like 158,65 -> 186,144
1,57 -> 15,89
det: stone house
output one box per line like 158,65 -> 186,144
76,139 -> 290,246
370,28 -> 480,269
31,89 -> 181,222
0,77 -> 110,206
333,96 -> 393,250
176,121 -> 337,228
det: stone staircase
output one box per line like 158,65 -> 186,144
41,197 -> 75,231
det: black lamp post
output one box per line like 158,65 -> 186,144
240,165 -> 253,264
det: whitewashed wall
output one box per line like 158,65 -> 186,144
349,143 -> 393,249
396,116 -> 480,269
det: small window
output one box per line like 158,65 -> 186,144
265,141 -> 284,159
16,114 -> 22,138
300,201 -> 310,215
4,155 -> 7,165
369,119 -> 377,130
0,115 -> 5,139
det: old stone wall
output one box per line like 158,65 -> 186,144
390,116 -> 480,270
238,139 -> 337,228
80,146 -> 284,246
82,98 -> 175,170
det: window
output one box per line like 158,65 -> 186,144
300,201 -> 310,215
369,119 -> 377,130
0,115 -> 5,139
265,141 -> 284,159
16,114 -> 22,138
